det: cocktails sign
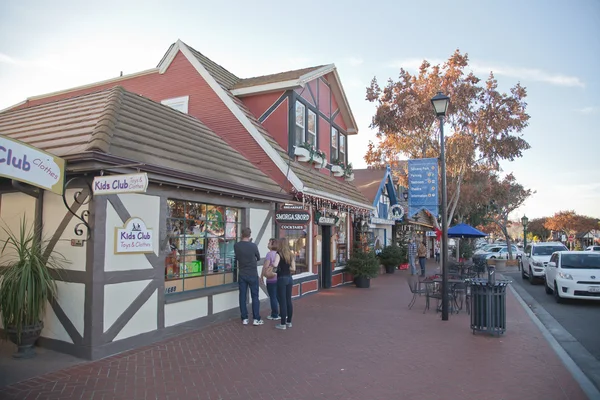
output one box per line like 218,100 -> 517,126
93,173 -> 149,195
114,217 -> 154,254
0,135 -> 66,195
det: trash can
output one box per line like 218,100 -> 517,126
468,276 -> 510,336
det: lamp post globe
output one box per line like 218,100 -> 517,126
431,91 -> 450,321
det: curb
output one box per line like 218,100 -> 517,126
508,283 -> 600,400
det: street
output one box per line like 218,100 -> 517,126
505,270 -> 600,391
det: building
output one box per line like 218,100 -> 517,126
0,40 -> 374,358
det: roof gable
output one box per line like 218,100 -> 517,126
353,166 -> 398,207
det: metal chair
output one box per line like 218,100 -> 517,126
407,279 -> 427,310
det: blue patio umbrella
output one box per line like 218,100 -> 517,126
447,223 -> 488,238
447,223 -> 487,260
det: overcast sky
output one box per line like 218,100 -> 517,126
1,0 -> 598,219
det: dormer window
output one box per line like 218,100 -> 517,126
295,101 -> 317,146
331,127 -> 338,162
339,133 -> 346,163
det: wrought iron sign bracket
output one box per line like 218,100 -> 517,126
62,177 -> 93,241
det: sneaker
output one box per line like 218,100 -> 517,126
266,315 -> 279,320
275,324 -> 287,330
253,319 -> 264,326
286,322 -> 292,328
242,319 -> 249,325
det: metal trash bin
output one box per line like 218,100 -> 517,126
468,276 -> 510,336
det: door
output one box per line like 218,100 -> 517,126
321,225 -> 332,289
547,253 -> 558,286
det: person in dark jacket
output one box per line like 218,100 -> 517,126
271,237 -> 296,330
234,227 -> 263,326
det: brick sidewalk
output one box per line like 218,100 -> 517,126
0,266 -> 588,400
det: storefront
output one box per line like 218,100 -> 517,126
0,87 -> 291,360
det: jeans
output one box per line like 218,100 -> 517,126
409,255 -> 417,275
277,275 -> 293,325
266,282 -> 279,318
418,257 -> 426,276
435,252 -> 440,263
239,275 -> 260,321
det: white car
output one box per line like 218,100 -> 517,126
544,251 -> 600,302
521,242 -> 569,284
585,246 -> 600,252
485,244 -> 522,260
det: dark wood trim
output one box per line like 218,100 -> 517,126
102,280 -> 157,343
104,269 -> 156,284
288,91 -> 296,156
89,196 -> 106,347
49,296 -> 84,345
331,109 -> 340,121
258,92 -> 288,123
319,76 -> 331,88
254,209 -> 274,245
50,269 -> 89,283
36,336 -> 89,360
164,283 -> 238,304
306,83 -> 317,107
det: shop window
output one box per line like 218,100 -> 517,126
335,215 -> 348,266
307,110 -> 317,146
164,199 -> 241,295
295,102 -> 306,146
279,227 -> 308,275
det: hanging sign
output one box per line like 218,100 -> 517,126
280,203 -> 306,210
114,217 -> 154,254
315,211 -> 338,226
426,231 -> 437,237
408,158 -> 438,218
0,135 -> 66,195
93,173 -> 148,195
280,224 -> 306,230
274,210 -> 311,225
389,204 -> 405,221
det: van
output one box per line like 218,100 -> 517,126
544,251 -> 600,302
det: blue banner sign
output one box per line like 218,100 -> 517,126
408,158 -> 438,218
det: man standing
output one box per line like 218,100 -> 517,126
417,241 -> 427,277
408,238 -> 418,276
234,227 -> 263,326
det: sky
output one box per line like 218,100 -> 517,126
1,0 -> 599,220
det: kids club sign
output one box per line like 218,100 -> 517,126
0,135 -> 66,195
93,173 -> 148,195
114,217 -> 155,254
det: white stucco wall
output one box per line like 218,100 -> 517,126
249,208 -> 270,259
104,279 -> 152,332
114,290 -> 157,341
41,300 -> 73,343
212,290 -> 240,314
0,193 -> 36,258
104,193 -> 160,272
165,297 -> 209,327
54,281 -> 85,338
43,190 -> 88,271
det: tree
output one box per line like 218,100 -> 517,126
526,217 -> 550,241
365,50 -> 530,224
544,211 -> 599,249
486,173 -> 533,258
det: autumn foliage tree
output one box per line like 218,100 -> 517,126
544,211 -> 599,249
365,50 -> 530,223
486,173 -> 533,258
526,217 -> 551,241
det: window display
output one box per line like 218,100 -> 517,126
335,215 -> 348,266
279,228 -> 308,275
165,199 -> 241,294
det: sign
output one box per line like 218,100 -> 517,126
0,135 -> 66,195
408,158 -> 438,218
274,210 -> 311,225
280,203 -> 305,210
426,231 -> 437,237
93,173 -> 148,195
114,217 -> 154,254
371,217 -> 395,225
389,204 -> 405,221
314,210 -> 338,226
280,224 -> 306,230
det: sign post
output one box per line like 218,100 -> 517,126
407,158 -> 438,218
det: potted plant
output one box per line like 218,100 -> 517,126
379,245 -> 403,274
344,162 -> 354,181
295,142 -> 326,168
345,248 -> 379,288
330,158 -> 345,177
459,240 -> 474,262
0,218 -> 67,358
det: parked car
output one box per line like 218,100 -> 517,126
521,242 -> 569,284
474,244 -> 497,255
585,245 -> 600,252
544,251 -> 600,302
484,244 -> 522,260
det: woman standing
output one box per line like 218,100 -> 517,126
272,238 -> 296,330
260,238 -> 279,320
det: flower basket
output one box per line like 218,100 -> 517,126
312,154 -> 326,168
345,173 -> 355,182
331,165 -> 344,177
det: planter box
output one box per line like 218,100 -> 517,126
293,146 -> 311,162
331,165 -> 344,177
312,154 -> 326,169
345,173 -> 355,182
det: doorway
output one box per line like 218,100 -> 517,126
321,225 -> 332,289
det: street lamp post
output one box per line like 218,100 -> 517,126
521,215 -> 529,249
431,91 -> 450,321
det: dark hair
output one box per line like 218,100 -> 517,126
241,227 -> 252,238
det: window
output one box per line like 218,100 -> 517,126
331,127 -> 338,161
165,199 -> 241,294
295,102 -> 305,146
307,110 -> 317,146
279,227 -> 308,275
161,95 -> 189,114
339,133 -> 346,163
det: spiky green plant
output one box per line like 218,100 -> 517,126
0,217 -> 67,343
